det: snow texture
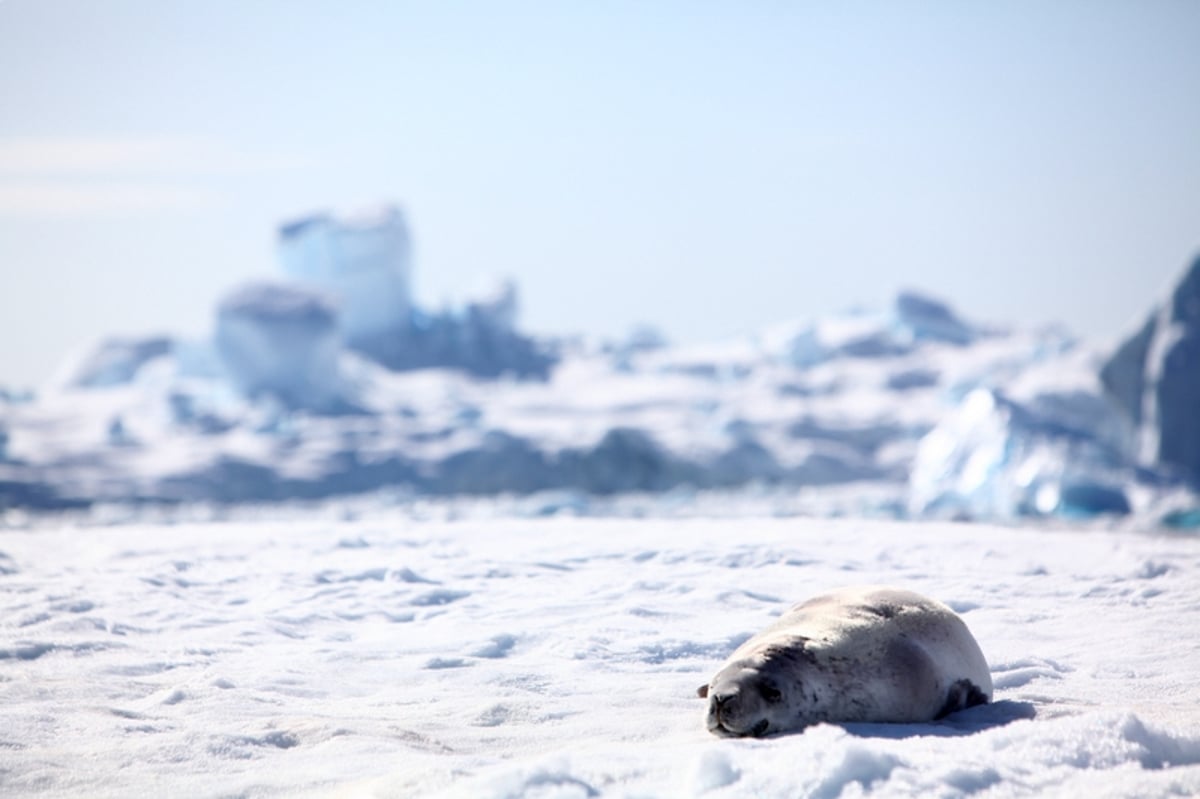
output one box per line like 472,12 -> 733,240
1,511 -> 1198,797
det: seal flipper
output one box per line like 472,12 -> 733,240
697,684 -> 709,699
936,679 -> 989,719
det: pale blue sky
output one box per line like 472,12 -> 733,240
2,1 -> 1198,387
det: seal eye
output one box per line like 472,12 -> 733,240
758,683 -> 782,703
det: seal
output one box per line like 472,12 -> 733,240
698,585 -> 992,737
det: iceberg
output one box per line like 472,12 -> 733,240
9,210 -> 1197,526
908,382 -> 1135,521
763,291 -> 979,369
384,296 -> 557,379
277,205 -> 412,354
277,207 -> 554,379
465,277 -> 519,332
1102,253 -> 1200,483
54,335 -> 173,389
894,291 -> 976,346
607,325 -> 669,372
214,282 -> 345,412
763,311 -> 905,369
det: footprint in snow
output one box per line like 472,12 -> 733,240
410,589 -> 470,607
472,634 -> 517,659
991,657 -> 1071,690
425,657 -> 469,670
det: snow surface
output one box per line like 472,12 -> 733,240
3,508 -> 1199,797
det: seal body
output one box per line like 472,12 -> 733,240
699,585 -> 992,737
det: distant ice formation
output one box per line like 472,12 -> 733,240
8,231 -> 1198,524
908,382 -> 1134,521
894,291 -> 976,346
387,294 -> 557,379
466,277 -> 519,332
763,291 -> 979,369
214,282 -> 346,412
1102,253 -> 1200,484
277,204 -> 554,379
278,205 -> 412,353
54,335 -> 174,389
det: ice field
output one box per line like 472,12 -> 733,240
2,507 -> 1199,797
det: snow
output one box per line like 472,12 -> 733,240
2,509 -> 1199,797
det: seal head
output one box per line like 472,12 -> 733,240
699,636 -> 831,737
700,657 -> 809,737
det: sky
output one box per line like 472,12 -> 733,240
2,0 -> 1199,389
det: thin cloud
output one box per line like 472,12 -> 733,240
0,135 -> 306,176
0,181 -> 219,216
0,135 -> 305,216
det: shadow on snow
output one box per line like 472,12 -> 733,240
837,700 -> 1037,740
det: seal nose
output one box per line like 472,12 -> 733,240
713,691 -> 740,722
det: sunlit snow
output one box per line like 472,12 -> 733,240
2,509 -> 1198,797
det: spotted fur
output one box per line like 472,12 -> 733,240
700,585 -> 993,737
